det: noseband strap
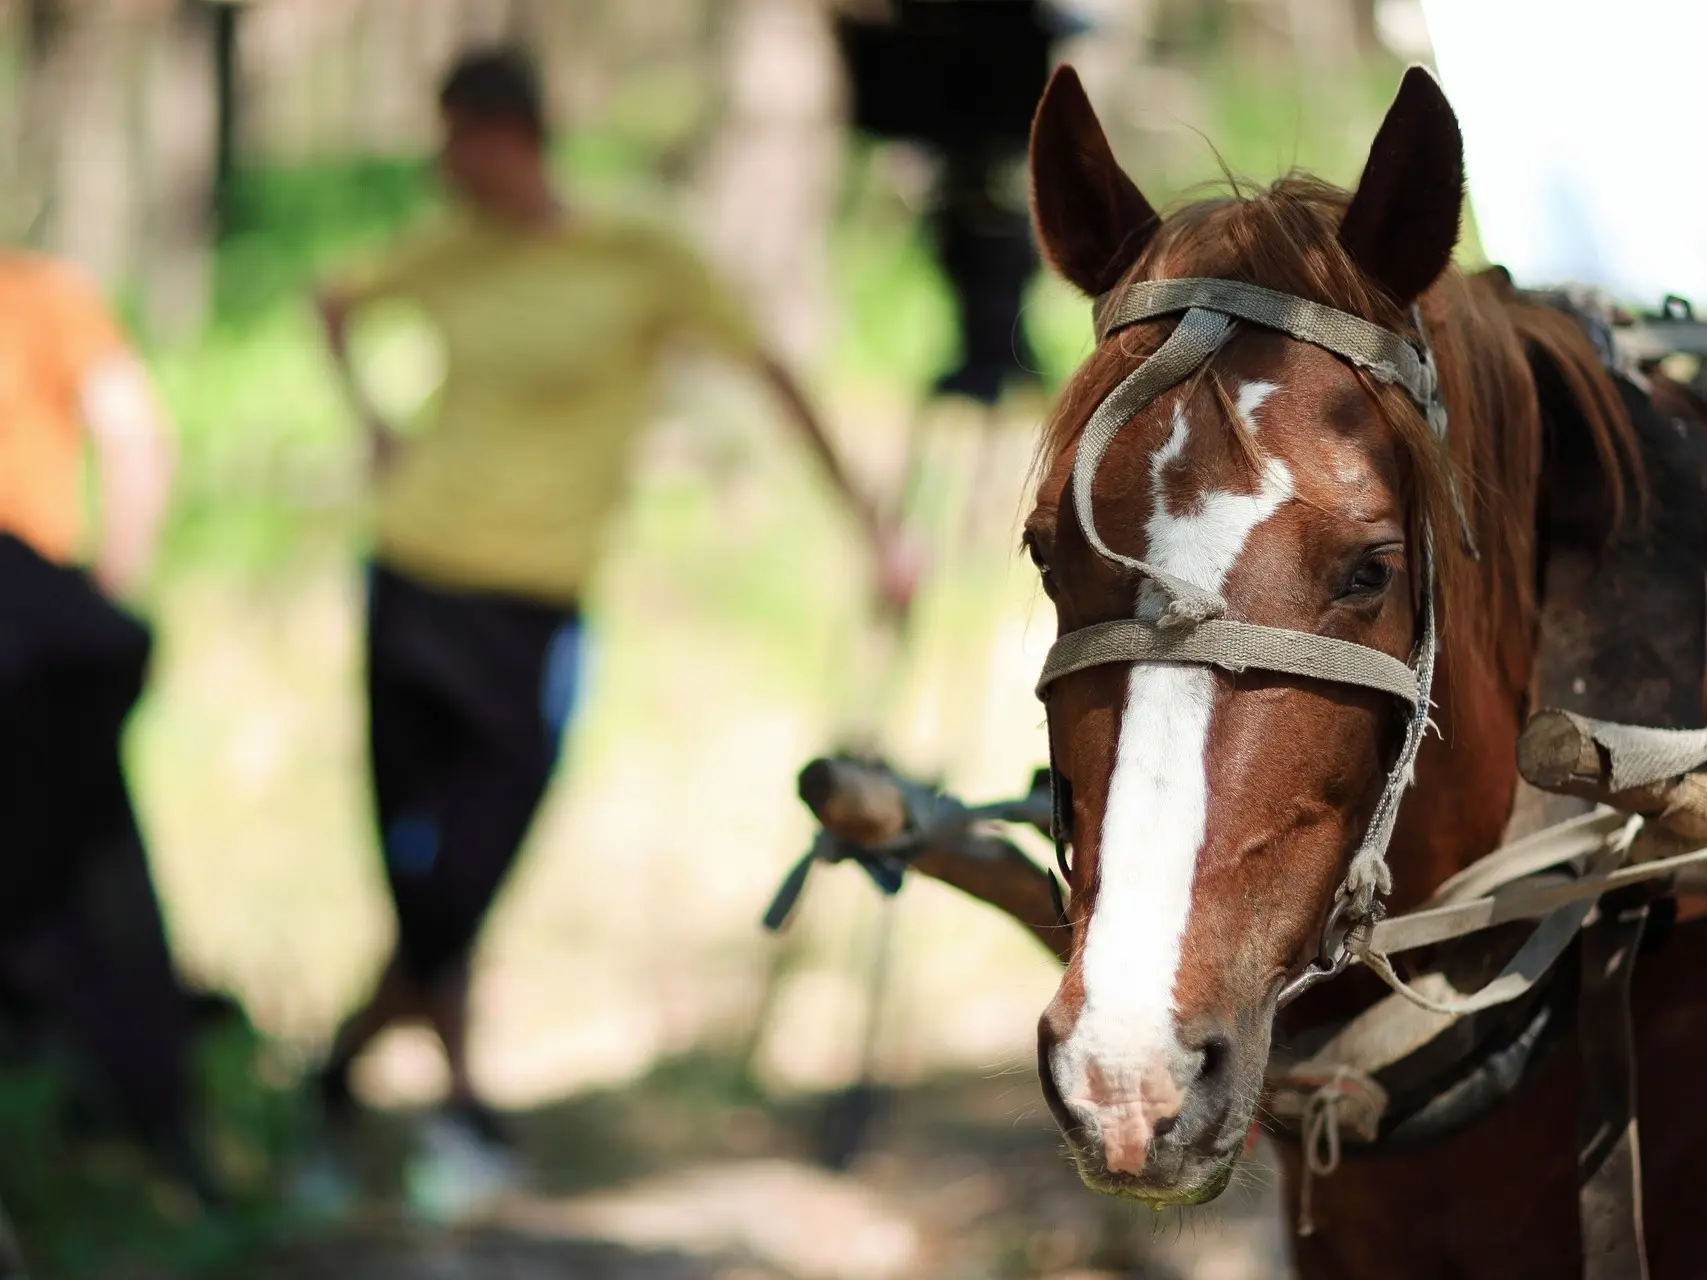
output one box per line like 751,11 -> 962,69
1035,615 -> 1420,705
1044,275 -> 1458,923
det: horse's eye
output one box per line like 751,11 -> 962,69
1352,560 -> 1392,591
1344,549 -> 1400,597
1024,535 -> 1057,596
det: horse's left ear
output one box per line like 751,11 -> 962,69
1338,66 -> 1464,308
1029,65 -> 1161,298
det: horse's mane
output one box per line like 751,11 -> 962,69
1040,174 -> 1642,690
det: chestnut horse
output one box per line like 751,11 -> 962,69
1021,65 -> 1707,1277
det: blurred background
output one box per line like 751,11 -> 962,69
0,1 -> 1447,1276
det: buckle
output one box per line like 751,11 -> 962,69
1277,894 -> 1377,1007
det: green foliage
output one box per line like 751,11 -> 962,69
0,1013 -> 308,1279
216,159 -> 435,325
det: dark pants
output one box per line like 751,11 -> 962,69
0,534 -> 192,1157
366,563 -> 583,985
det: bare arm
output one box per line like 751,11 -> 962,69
316,288 -> 397,473
758,356 -> 883,536
82,354 -> 175,601
756,355 -> 920,617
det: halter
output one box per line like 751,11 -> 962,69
1037,277 -> 1470,1002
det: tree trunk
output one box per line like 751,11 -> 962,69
695,0 -> 839,366
42,0 -> 137,288
139,2 -> 218,339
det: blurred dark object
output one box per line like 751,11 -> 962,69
813,1072 -> 893,1172
0,535 -> 212,1201
206,0 -> 243,235
0,1195 -> 24,1280
837,1 -> 1060,404
930,153 -> 1039,403
838,0 -> 1054,151
0,536 -> 152,929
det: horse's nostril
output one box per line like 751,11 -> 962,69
1152,1113 -> 1178,1141
1036,1014 -> 1079,1136
1195,1033 -> 1233,1085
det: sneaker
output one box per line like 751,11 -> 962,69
445,1098 -> 514,1150
404,1101 -> 526,1223
290,1058 -> 363,1221
288,1142 -> 361,1223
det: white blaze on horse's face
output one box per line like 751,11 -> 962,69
1049,381 -> 1289,1177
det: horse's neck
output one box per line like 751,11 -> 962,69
1384,632 -> 1528,912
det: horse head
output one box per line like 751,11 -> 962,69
1023,65 -> 1485,1204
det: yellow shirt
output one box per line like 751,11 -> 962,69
339,212 -> 760,603
0,254 -> 126,563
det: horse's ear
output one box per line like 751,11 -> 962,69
1029,65 -> 1160,298
1338,66 -> 1464,308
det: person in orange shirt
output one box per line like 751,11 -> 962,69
0,255 -> 173,594
0,252 -> 201,1191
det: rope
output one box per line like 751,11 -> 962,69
1342,542 -> 1439,914
1297,1067 -> 1354,1238
1069,306 -> 1233,627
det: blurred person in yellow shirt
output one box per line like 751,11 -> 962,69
314,48 -> 912,1188
0,252 -> 203,1190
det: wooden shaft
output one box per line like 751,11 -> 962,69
1518,709 -> 1707,842
911,837 -> 1072,964
797,757 -> 1072,963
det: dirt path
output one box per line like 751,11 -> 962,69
251,1061 -> 1290,1280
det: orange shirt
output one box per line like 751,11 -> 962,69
0,254 -> 126,563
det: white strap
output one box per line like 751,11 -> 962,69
1427,808 -> 1631,907
1367,833 -> 1707,960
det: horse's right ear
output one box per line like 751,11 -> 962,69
1338,67 -> 1464,307
1029,65 -> 1160,298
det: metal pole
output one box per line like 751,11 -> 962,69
815,886 -> 899,1170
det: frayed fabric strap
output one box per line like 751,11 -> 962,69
1539,710 -> 1707,793
1035,615 -> 1419,705
1094,277 -> 1441,433
1342,543 -> 1438,913
1092,276 -> 1476,559
1070,306 -> 1234,627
